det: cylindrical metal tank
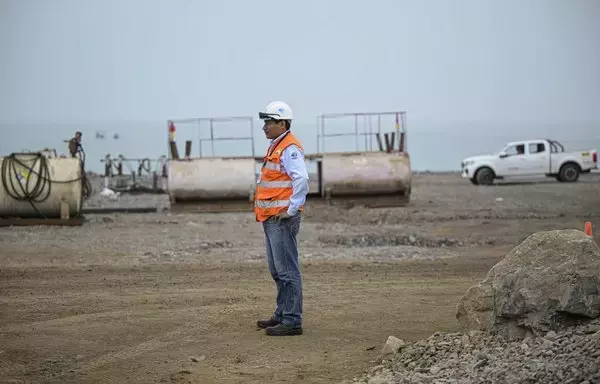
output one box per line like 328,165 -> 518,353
321,152 -> 412,196
168,157 -> 257,201
0,154 -> 83,218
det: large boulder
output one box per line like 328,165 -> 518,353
456,229 -> 600,340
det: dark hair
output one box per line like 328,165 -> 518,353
284,120 -> 291,130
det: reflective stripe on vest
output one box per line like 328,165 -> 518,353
255,199 -> 290,208
264,161 -> 281,171
258,180 -> 293,188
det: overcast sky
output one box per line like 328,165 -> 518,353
1,0 -> 599,169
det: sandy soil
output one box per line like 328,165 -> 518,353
1,172 -> 599,384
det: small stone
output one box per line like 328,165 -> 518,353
381,336 -> 406,356
468,331 -> 483,339
541,339 -> 553,350
475,352 -> 488,361
585,324 -> 600,334
544,331 -> 557,340
461,335 -> 470,347
369,365 -> 384,374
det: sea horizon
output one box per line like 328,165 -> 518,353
1,119 -> 598,174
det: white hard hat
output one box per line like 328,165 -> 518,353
258,101 -> 293,121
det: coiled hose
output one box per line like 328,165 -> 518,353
1,152 -> 89,218
77,146 -> 93,200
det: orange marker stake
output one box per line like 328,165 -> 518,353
584,221 -> 593,236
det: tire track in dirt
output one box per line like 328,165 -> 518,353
2,308 -> 213,383
71,321 -> 211,381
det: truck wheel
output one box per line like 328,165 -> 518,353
470,178 -> 479,185
558,163 -> 580,182
475,167 -> 495,185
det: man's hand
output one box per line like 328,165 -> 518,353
275,212 -> 293,222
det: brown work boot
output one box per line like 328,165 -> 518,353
256,317 -> 280,329
265,323 -> 303,336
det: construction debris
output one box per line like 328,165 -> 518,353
352,321 -> 600,384
350,229 -> 600,384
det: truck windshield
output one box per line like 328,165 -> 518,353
548,140 -> 565,153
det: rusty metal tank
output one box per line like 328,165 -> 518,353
320,151 -> 411,197
0,154 -> 84,218
167,157 -> 257,201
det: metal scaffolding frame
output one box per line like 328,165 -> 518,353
166,116 -> 256,159
316,111 -> 407,154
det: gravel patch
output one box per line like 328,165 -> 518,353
319,233 -> 462,248
351,319 -> 600,384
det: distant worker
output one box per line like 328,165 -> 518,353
255,101 -> 310,336
68,131 -> 83,158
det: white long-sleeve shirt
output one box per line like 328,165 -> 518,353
268,131 -> 310,215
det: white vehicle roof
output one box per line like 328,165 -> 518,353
502,139 -> 566,153
504,139 -> 550,146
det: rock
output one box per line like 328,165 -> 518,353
456,280 -> 494,332
456,229 -> 600,339
368,365 -> 384,374
461,334 -> 470,347
381,335 -> 406,356
584,324 -> 600,334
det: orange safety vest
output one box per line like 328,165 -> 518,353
255,131 -> 304,222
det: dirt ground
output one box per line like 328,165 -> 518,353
1,172 -> 599,384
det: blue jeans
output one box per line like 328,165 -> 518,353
262,213 -> 303,327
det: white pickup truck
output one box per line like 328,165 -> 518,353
461,139 -> 598,185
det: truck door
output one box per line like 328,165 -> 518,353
497,143 -> 526,176
524,142 -> 549,174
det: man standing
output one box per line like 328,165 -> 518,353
255,101 -> 309,336
68,131 -> 83,158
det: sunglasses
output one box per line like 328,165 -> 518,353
259,112 -> 282,120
